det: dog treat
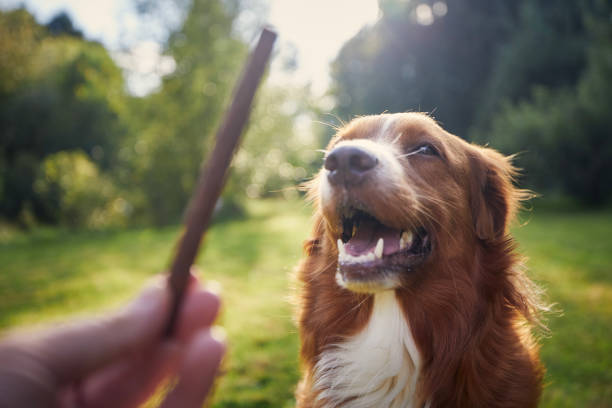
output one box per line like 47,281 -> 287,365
165,28 -> 277,335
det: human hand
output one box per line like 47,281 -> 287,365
0,274 -> 225,408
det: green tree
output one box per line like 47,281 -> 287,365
229,85 -> 320,202
332,0 -> 519,137
474,0 -> 593,130
34,150 -> 127,227
121,0 -> 247,224
481,0 -> 612,204
46,12 -> 83,38
0,9 -> 128,223
0,8 -> 42,95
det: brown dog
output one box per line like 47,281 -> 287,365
295,113 -> 545,407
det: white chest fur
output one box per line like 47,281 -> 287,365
314,291 -> 422,408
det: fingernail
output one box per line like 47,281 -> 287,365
189,266 -> 202,279
210,326 -> 227,344
205,280 -> 223,296
148,274 -> 168,289
129,277 -> 168,311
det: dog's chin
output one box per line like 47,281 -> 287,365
332,208 -> 431,294
335,270 -> 399,293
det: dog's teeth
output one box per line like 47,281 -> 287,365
402,231 -> 413,245
375,238 -> 384,259
400,231 -> 413,250
338,242 -> 383,265
352,224 -> 357,238
337,239 -> 346,258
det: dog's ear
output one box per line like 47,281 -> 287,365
469,148 -> 523,241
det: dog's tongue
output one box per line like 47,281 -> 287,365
345,218 -> 401,256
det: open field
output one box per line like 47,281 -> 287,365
0,199 -> 610,407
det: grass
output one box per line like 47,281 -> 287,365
514,207 -> 612,407
0,198 -> 610,407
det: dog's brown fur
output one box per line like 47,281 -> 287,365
295,113 -> 545,407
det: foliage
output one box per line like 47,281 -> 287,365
474,0 -> 590,127
0,8 -> 43,95
1,3 -> 322,227
0,8 -> 128,224
120,0 -> 321,225
230,86 -> 320,201
476,0 -> 612,204
46,12 -> 83,38
33,151 -> 129,228
0,199 -> 610,406
332,0 -> 519,137
119,0 -> 248,225
4,0 -> 609,227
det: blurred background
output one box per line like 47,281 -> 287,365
0,0 -> 610,406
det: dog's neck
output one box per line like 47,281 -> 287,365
313,291 -> 424,408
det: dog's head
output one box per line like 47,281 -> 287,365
310,112 -> 525,293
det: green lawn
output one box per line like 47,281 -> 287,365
0,199 -> 610,407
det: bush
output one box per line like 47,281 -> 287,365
481,83 -> 611,205
33,151 -> 129,227
478,11 -> 612,205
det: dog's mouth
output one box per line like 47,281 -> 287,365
335,208 -> 430,292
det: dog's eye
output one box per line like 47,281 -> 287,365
411,144 -> 439,156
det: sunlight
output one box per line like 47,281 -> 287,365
1,0 -> 380,96
268,0 -> 379,95
415,1 -> 447,26
0,0 -> 124,46
113,41 -> 176,97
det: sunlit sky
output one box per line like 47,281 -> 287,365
0,0 -> 380,96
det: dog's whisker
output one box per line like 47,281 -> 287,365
313,119 -> 342,132
327,294 -> 371,330
391,133 -> 403,145
395,151 -> 420,159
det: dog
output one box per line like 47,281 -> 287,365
295,113 -> 545,407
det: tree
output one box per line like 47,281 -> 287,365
473,0 -> 592,130
331,0 -> 611,203
481,0 -> 612,204
0,9 -> 128,223
46,12 -> 83,38
332,0 -> 519,137
121,0 -> 248,224
0,8 -> 42,95
230,85 -> 321,201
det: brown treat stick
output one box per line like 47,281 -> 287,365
165,28 -> 277,335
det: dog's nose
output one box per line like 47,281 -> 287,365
324,145 -> 378,186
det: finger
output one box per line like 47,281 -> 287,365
159,330 -> 225,408
0,279 -> 164,408
74,342 -> 181,408
70,286 -> 219,407
0,271 -> 219,403
5,279 -> 172,385
174,288 -> 221,343
0,349 -> 56,408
